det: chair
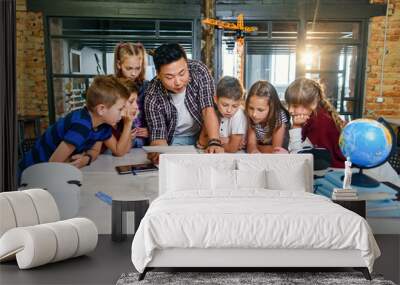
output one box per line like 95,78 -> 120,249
18,138 -> 36,160
388,147 -> 400,174
379,117 -> 400,175
298,147 -> 332,171
0,189 -> 97,269
20,162 -> 82,220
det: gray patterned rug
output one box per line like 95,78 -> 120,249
116,271 -> 396,285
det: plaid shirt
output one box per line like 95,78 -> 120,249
144,60 -> 215,144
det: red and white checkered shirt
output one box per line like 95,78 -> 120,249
144,60 -> 215,144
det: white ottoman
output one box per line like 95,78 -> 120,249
0,189 -> 98,269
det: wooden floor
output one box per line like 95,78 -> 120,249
0,235 -> 398,285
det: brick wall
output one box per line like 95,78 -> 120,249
16,0 -> 48,138
365,0 -> 400,119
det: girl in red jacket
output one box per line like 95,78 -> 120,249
285,77 -> 346,168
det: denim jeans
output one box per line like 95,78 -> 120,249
171,135 -> 197,146
133,137 -> 147,148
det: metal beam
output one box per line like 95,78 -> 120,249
201,0 -> 216,77
216,0 -> 386,20
27,0 -> 201,19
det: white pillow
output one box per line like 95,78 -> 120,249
167,162 -> 212,191
266,161 -> 307,192
212,168 -> 237,191
237,158 -> 310,192
236,169 -> 267,189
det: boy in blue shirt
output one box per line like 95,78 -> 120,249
19,75 -> 130,173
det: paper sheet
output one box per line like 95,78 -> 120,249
142,145 -> 199,154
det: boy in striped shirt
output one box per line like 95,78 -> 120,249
19,75 -> 130,174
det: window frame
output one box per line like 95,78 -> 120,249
44,17 -> 197,122
217,18 -> 369,120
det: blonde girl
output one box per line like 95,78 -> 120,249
114,42 -> 149,147
284,77 -> 345,167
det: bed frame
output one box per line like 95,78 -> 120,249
139,248 -> 371,280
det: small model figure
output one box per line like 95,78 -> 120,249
342,157 -> 352,189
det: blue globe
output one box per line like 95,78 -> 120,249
339,119 -> 392,168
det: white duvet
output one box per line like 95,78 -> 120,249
131,190 -> 380,273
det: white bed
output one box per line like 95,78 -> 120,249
131,154 -> 380,280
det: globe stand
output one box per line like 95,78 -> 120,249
341,168 -> 380,188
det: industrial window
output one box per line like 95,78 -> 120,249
47,17 -> 194,121
220,20 -> 364,120
221,21 -> 297,98
305,22 -> 361,121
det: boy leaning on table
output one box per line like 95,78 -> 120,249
18,75 -> 131,178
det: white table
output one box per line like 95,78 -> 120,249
79,149 -> 158,236
385,118 -> 400,127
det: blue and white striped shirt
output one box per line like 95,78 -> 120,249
19,107 -> 112,172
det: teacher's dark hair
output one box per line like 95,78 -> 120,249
152,43 -> 187,72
